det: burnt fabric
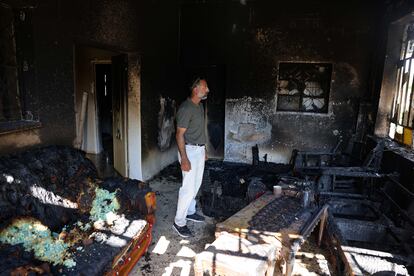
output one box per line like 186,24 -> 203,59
0,146 -> 98,230
0,215 -> 148,276
0,146 -> 152,275
56,213 -> 147,276
0,244 -> 45,275
100,177 -> 152,216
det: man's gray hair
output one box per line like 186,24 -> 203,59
190,77 -> 205,91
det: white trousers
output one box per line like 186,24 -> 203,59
175,145 -> 205,227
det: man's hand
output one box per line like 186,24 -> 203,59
176,127 -> 191,171
181,157 -> 191,172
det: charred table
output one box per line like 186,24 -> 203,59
326,196 -> 414,275
216,192 -> 328,276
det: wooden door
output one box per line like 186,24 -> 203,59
112,54 -> 128,176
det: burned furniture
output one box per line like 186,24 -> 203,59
199,161 -> 291,220
291,136 -> 414,274
291,138 -> 344,172
324,193 -> 414,275
0,146 -> 156,275
215,191 -> 328,276
294,139 -> 387,193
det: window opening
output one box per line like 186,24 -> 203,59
277,62 -> 332,113
389,23 -> 414,146
0,6 -> 22,122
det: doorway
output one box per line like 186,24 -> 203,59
74,46 -> 135,178
95,63 -> 113,166
74,46 -> 142,179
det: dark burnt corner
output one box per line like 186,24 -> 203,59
0,0 -> 414,275
0,120 -> 41,135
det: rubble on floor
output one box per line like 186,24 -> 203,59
150,153 -> 413,275
325,195 -> 414,275
3,143 -> 412,275
132,160 -> 335,275
200,160 -> 291,220
130,163 -> 216,275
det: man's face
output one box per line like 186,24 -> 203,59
196,80 -> 209,100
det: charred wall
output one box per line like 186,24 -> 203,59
0,0 -> 140,154
177,0 -> 384,164
0,1 -> 184,181
140,1 -> 233,179
139,2 -> 184,180
222,0 -> 384,163
0,0 -> 398,181
179,3 -> 228,159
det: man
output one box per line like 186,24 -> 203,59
173,77 -> 209,238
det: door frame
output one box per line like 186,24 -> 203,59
112,54 -> 129,177
73,46 -> 143,180
125,53 -> 143,180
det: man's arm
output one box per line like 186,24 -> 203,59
176,127 -> 191,171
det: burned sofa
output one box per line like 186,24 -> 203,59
0,146 -> 156,275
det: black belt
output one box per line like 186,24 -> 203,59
185,143 -> 205,146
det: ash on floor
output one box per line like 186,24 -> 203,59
290,233 -> 337,276
129,162 -> 217,276
130,161 -> 332,276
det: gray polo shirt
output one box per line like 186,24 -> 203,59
176,98 -> 206,144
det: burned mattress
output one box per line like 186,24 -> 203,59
0,146 -> 153,275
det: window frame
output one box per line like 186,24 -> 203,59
389,23 -> 414,147
276,62 -> 333,114
0,5 -> 40,135
0,4 -> 22,122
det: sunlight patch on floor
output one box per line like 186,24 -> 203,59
162,259 -> 193,276
176,246 -> 197,258
152,236 -> 170,255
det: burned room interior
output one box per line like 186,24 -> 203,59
1,0 -> 414,275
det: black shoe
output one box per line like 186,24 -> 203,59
173,223 -> 193,238
186,213 -> 205,222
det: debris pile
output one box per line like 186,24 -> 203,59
200,161 -> 291,220
0,146 -> 152,275
0,146 -> 98,230
248,196 -> 303,232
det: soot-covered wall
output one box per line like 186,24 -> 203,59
140,2 -> 228,179
0,0 -> 140,154
177,0 -> 384,164
139,2 -> 185,180
1,1 -> 390,180
222,0 -> 384,163
0,1 -> 185,181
